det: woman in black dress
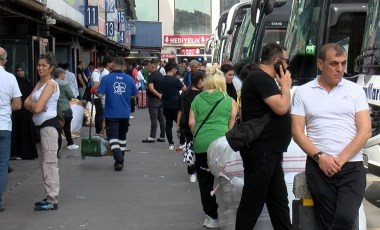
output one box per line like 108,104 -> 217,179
11,64 -> 37,160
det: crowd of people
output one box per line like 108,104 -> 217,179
0,42 -> 371,230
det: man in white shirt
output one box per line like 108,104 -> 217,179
90,65 -> 104,135
63,63 -> 79,98
291,43 -> 371,229
100,56 -> 113,109
0,47 -> 22,212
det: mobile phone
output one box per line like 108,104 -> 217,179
274,61 -> 286,77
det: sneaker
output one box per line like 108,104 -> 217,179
176,143 -> 186,151
206,218 -> 220,229
114,162 -> 124,171
169,144 -> 175,151
34,199 -> 47,206
34,201 -> 58,211
142,137 -> 156,143
67,144 -> 79,150
203,215 -> 211,227
190,174 -> 197,183
157,138 -> 165,142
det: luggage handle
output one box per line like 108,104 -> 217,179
88,94 -> 95,139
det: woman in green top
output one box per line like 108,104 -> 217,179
53,68 -> 78,150
189,66 -> 238,228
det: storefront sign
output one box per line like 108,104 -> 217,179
161,54 -> 176,59
178,48 -> 204,56
164,35 -> 210,45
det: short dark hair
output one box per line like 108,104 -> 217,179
164,62 -> 176,73
220,63 -> 235,74
318,43 -> 346,60
191,70 -> 206,88
102,56 -> 113,67
240,62 -> 259,82
62,63 -> 70,70
261,43 -> 286,63
148,59 -> 157,65
113,57 -> 125,67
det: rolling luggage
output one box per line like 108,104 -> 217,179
138,90 -> 147,108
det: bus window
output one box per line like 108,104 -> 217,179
327,12 -> 367,76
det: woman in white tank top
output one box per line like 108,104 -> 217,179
24,53 -> 60,211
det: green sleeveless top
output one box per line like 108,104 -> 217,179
191,90 -> 233,153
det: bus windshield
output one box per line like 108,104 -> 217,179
360,0 -> 380,75
362,0 -> 380,49
285,0 -> 322,85
231,10 -> 257,65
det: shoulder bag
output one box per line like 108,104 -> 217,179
225,112 -> 271,152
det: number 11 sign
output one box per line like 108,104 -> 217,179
85,6 -> 98,26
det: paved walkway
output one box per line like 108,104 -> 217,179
2,108 -> 204,230
1,108 -> 380,230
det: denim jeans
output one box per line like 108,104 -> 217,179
0,130 -> 12,208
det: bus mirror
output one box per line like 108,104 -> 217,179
251,0 -> 276,25
354,55 -> 364,74
263,0 -> 275,15
274,0 -> 287,8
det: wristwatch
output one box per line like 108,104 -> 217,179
312,151 -> 323,162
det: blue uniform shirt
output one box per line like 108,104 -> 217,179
97,70 -> 138,118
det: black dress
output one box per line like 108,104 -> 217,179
11,76 -> 38,160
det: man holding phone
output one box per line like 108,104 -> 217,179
236,42 -> 292,229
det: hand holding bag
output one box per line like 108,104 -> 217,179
225,113 -> 271,152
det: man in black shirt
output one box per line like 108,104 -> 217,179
160,62 -> 186,150
142,60 -> 166,143
236,43 -> 292,230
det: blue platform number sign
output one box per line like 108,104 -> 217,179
117,11 -> 125,23
119,31 -> 125,44
105,0 -> 115,13
85,6 -> 98,26
105,21 -> 114,37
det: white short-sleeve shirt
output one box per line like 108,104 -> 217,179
0,66 -> 22,130
291,77 -> 369,162
91,69 -> 101,99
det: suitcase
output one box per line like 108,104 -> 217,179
138,90 -> 147,108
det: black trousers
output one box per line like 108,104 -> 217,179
236,149 -> 291,230
147,98 -> 165,139
305,157 -> 366,230
63,115 -> 74,146
130,98 -> 136,113
163,108 -> 178,145
94,98 -> 104,134
106,118 -> 129,164
195,153 -> 218,219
